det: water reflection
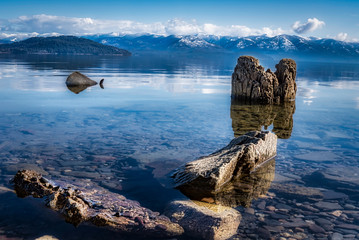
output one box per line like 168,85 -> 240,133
231,100 -> 296,139
0,53 -> 237,75
66,84 -> 92,94
178,159 -> 275,208
0,55 -> 231,94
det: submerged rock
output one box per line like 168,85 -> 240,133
303,166 -> 359,200
231,56 -> 297,104
270,183 -> 323,201
165,200 -> 241,240
231,100 -> 295,139
12,170 -> 184,238
66,72 -> 98,86
171,131 -> 277,196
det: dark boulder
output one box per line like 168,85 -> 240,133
66,72 -> 98,86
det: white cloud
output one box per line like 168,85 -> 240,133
213,25 -> 284,37
165,19 -> 201,35
334,32 -> 348,41
292,18 -> 325,34
2,14 -> 165,35
0,14 -> 285,39
326,33 -> 359,43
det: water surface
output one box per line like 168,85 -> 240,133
0,53 -> 358,239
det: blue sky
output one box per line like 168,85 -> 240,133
0,0 -> 358,41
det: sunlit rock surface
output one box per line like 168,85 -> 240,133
12,170 -> 184,238
231,100 -> 295,139
177,159 -> 275,208
231,56 -> 297,104
165,200 -> 241,240
66,72 -> 98,87
275,58 -> 297,101
171,131 -> 277,196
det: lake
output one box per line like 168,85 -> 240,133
0,53 -> 358,240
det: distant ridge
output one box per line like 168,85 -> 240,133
85,34 -> 359,57
0,36 -> 131,56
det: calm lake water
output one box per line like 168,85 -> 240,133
0,53 -> 358,240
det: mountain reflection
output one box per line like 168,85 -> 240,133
178,159 -> 275,208
231,100 -> 296,139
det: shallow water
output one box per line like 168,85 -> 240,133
0,53 -> 358,239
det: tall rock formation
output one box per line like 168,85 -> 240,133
231,56 -> 297,104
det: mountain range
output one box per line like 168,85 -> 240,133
0,34 -> 358,57
85,34 -> 359,57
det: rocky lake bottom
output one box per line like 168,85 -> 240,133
0,54 -> 358,239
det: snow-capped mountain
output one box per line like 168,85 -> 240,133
1,33 -> 359,57
85,34 -> 359,56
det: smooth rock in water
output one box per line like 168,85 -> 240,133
330,232 -> 343,240
308,223 -> 326,233
336,223 -> 359,230
171,131 -> 277,196
315,201 -> 343,210
314,218 -> 334,227
164,200 -> 241,240
303,166 -> 359,200
231,56 -> 297,104
35,236 -> 59,240
257,227 -> 271,239
294,151 -> 340,162
270,183 -> 323,200
322,190 -> 348,200
66,72 -> 98,86
12,170 -> 184,238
